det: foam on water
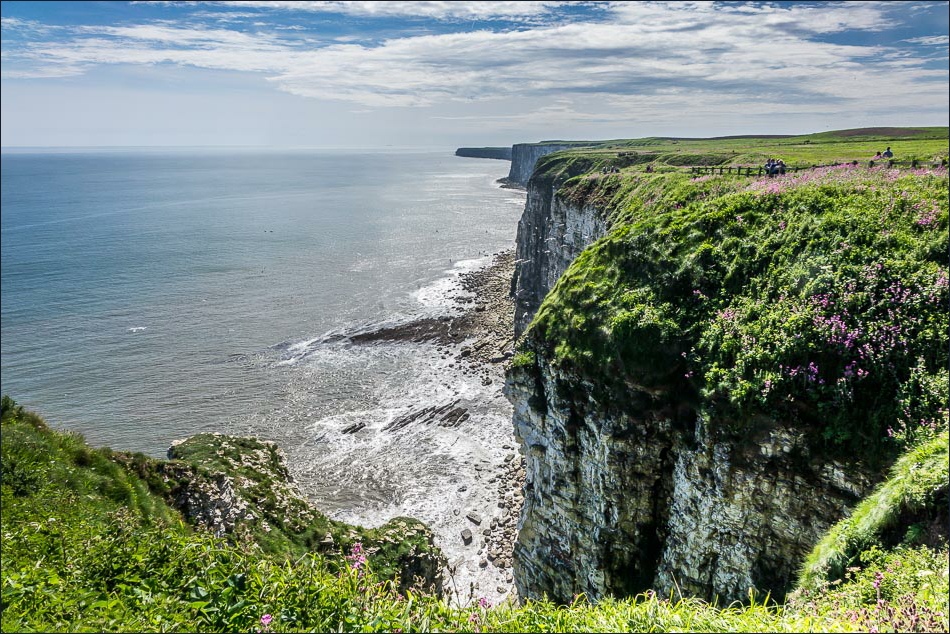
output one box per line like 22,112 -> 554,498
249,261 -> 518,605
411,257 -> 488,311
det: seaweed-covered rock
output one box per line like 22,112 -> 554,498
159,433 -> 446,595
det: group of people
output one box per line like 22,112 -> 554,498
600,165 -> 621,174
764,157 -> 786,176
874,147 -> 894,159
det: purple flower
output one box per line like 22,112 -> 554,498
261,614 -> 273,627
873,571 -> 884,589
346,542 -> 369,574
478,597 -> 492,609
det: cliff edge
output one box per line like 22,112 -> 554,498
505,139 -> 949,604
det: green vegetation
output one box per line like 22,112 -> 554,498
0,396 -> 443,632
798,431 -> 949,590
526,158 -> 948,463
542,127 -> 949,174
510,349 -> 537,369
2,399 -> 946,631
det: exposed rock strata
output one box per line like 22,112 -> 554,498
506,143 -> 587,186
351,250 -> 516,367
456,147 -> 513,161
512,179 -> 609,337
507,340 -> 874,604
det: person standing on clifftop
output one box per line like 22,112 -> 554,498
883,147 -> 894,158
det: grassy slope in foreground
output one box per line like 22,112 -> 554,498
0,397 -> 442,632
2,400 -> 947,632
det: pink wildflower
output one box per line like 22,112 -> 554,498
873,571 -> 884,589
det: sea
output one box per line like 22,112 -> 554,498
0,148 -> 525,601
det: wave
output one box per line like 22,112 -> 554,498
411,256 -> 488,310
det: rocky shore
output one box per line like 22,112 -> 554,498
348,249 -> 526,602
350,250 -> 516,364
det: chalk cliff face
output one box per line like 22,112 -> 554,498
507,361 -> 871,602
507,144 -> 582,186
455,147 -> 513,161
505,166 -> 876,604
512,173 -> 609,337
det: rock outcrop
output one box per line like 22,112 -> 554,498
158,433 -> 445,595
506,143 -> 590,186
456,147 -> 513,161
507,315 -> 874,606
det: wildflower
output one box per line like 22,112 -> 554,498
873,571 -> 884,589
261,614 -> 273,630
478,597 -> 492,609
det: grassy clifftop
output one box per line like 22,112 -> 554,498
524,151 -> 948,465
533,127 -> 948,175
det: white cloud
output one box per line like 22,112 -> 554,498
903,35 -> 950,46
215,1 -> 567,20
2,1 -> 946,122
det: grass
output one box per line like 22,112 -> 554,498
539,127 -> 949,173
798,431 -> 949,590
521,161 -> 948,464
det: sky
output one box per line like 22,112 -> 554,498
1,1 -> 948,149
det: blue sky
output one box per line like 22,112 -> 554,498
2,1 -> 948,149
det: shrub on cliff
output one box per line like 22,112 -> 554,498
798,431 -> 949,589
